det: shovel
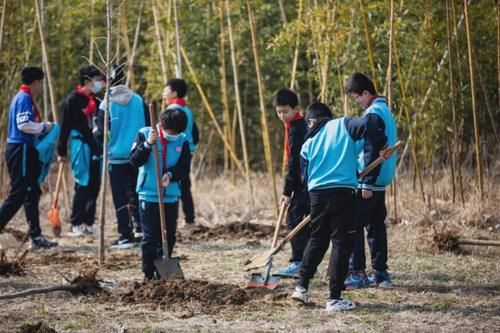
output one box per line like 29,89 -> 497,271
246,201 -> 289,289
244,141 -> 402,272
148,104 -> 184,279
47,162 -> 64,237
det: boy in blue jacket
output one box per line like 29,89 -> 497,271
162,79 -> 199,227
291,102 -> 387,311
97,64 -> 149,249
0,66 -> 57,249
344,73 -> 398,289
130,108 -> 191,280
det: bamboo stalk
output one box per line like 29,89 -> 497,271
289,0 -> 303,90
34,0 -> 57,123
89,0 -> 95,63
463,0 -> 484,200
386,0 -> 398,223
181,46 -> 245,176
247,0 -> 278,214
99,0 -> 113,265
152,0 -> 167,84
473,55 -> 499,143
225,0 -> 254,206
126,0 -> 144,87
173,0 -> 182,78
359,0 -> 378,91
278,0 -> 288,24
445,0 -> 458,204
0,0 -> 6,53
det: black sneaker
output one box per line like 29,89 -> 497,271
30,235 -> 58,250
110,237 -> 136,249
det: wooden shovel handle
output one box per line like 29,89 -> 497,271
272,215 -> 312,255
270,201 -> 288,249
148,104 -> 168,244
52,162 -> 64,208
359,141 -> 402,179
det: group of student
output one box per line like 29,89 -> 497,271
0,65 -> 198,280
273,73 -> 397,311
0,65 -> 396,312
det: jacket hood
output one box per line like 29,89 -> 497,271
109,85 -> 133,105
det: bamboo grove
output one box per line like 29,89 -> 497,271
0,0 -> 498,209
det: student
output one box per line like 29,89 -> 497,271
0,66 -> 58,249
162,79 -> 199,227
57,65 -> 103,237
96,64 -> 149,249
344,72 -> 398,289
291,102 -> 387,311
272,88 -> 310,278
130,108 -> 191,280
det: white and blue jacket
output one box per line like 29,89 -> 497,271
129,126 -> 191,203
98,85 -> 148,164
301,116 -> 387,192
357,97 -> 398,190
166,103 -> 198,153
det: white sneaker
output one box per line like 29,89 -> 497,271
291,286 -> 309,304
325,298 -> 356,311
67,225 -> 84,237
83,225 -> 97,236
133,231 -> 143,240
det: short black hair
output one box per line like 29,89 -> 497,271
79,65 -> 102,86
21,66 -> 44,84
166,78 -> 188,98
305,102 -> 333,122
345,72 -> 376,95
160,108 -> 187,134
272,88 -> 299,108
109,63 -> 126,86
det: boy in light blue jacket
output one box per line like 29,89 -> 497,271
129,108 -> 190,280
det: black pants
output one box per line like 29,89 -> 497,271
180,175 -> 195,224
0,143 -> 42,239
109,163 -> 140,238
349,190 -> 388,272
139,200 -> 178,278
299,188 -> 356,299
70,158 -> 100,226
287,191 -> 310,262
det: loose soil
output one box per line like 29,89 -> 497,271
19,321 -> 57,333
183,222 -> 287,242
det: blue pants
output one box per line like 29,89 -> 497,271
139,200 -> 178,278
0,143 -> 42,239
109,163 -> 140,239
349,190 -> 388,273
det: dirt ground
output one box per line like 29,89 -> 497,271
0,172 -> 499,332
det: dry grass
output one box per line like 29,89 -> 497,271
0,170 -> 498,332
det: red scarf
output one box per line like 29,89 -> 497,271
19,85 -> 41,122
284,113 -> 305,161
158,126 -> 169,173
367,95 -> 378,108
75,85 -> 97,121
166,97 -> 187,107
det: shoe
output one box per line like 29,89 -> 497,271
368,270 -> 392,287
30,235 -> 58,250
67,225 -> 85,237
291,286 -> 309,304
345,270 -> 372,290
183,222 -> 195,229
325,298 -> 356,311
275,261 -> 301,278
83,225 -> 97,236
110,237 -> 136,249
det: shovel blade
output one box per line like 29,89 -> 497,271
245,273 -> 281,290
154,256 -> 184,279
244,250 -> 273,271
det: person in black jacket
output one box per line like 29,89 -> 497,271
273,88 -> 310,278
57,65 -> 103,237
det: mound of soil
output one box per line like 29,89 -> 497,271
183,222 -> 287,242
117,279 -> 278,313
3,227 -> 26,241
432,226 -> 460,252
19,321 -> 57,333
